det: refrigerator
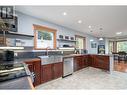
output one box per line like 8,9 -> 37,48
98,45 -> 105,54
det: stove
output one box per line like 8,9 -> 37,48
0,63 -> 30,82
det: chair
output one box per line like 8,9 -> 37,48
118,51 -> 127,63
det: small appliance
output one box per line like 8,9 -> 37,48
98,45 -> 105,54
3,50 -> 14,61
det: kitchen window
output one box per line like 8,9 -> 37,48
117,41 -> 127,52
108,40 -> 127,53
75,35 -> 86,49
33,24 -> 57,50
109,41 -> 114,53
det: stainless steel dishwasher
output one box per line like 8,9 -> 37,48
63,57 -> 73,77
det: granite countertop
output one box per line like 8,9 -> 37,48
63,54 -> 86,58
0,54 -> 113,65
0,54 -> 113,64
0,58 -> 36,89
63,54 -> 113,58
0,76 -> 34,89
0,58 -> 40,64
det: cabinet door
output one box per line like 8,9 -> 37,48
74,56 -> 83,71
25,60 -> 41,87
83,55 -> 89,68
26,62 -> 34,72
97,56 -> 109,70
93,56 -> 99,68
74,57 -> 79,71
33,60 -> 41,86
87,55 -> 93,66
53,62 -> 63,79
41,64 -> 53,83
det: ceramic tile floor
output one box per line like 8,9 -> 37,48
36,67 -> 127,90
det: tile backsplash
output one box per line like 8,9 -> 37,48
15,51 -> 63,59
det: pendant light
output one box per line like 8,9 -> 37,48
99,27 -> 103,41
99,37 -> 103,41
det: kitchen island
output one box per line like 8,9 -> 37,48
0,76 -> 34,89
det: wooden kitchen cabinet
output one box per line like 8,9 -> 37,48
92,55 -> 99,68
53,62 -> 63,79
96,55 -> 109,70
90,55 -> 110,70
41,62 -> 63,83
87,55 -> 94,66
41,64 -> 53,83
74,56 -> 88,71
74,56 -> 81,71
83,55 -> 89,68
24,59 -> 41,87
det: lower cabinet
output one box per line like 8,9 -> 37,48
83,55 -> 89,68
41,64 -> 52,83
87,55 -> 93,66
24,59 -> 41,87
53,63 -> 63,79
90,55 -> 110,70
41,62 -> 63,83
95,55 -> 109,70
74,55 -> 89,72
24,55 -> 110,86
74,56 -> 83,71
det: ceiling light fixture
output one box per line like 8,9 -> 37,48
116,32 -> 122,35
78,20 -> 82,24
99,37 -> 103,41
62,12 -> 67,16
90,39 -> 94,42
88,26 -> 91,28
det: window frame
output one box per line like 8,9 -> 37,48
33,24 -> 57,50
75,35 -> 86,49
116,40 -> 127,52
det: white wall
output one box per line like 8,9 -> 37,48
16,11 -> 99,54
105,38 -> 109,54
86,36 -> 98,54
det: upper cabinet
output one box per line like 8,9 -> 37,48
33,24 -> 57,50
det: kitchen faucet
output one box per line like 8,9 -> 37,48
46,46 -> 51,56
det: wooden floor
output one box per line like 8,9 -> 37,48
114,60 -> 127,73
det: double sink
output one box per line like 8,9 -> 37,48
38,55 -> 63,65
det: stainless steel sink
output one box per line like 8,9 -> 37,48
38,55 -> 63,65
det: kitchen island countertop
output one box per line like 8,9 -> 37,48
0,76 -> 34,89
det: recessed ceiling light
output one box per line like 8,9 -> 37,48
90,39 -> 94,42
88,26 -> 91,28
62,12 -> 67,16
78,20 -> 82,24
116,32 -> 122,35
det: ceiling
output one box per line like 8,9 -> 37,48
15,6 -> 127,38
